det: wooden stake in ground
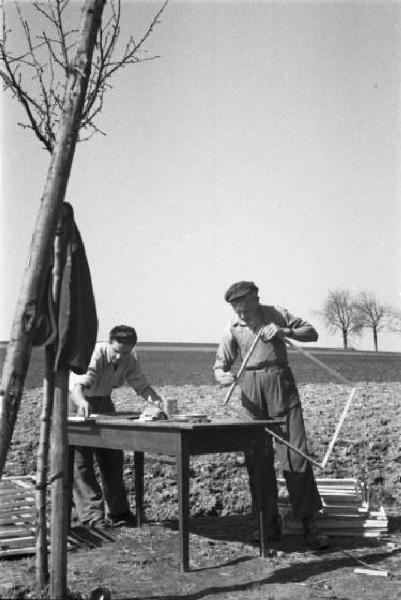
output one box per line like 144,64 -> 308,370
35,220 -> 65,590
50,369 -> 70,599
35,346 -> 54,590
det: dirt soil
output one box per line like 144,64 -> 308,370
1,382 -> 401,600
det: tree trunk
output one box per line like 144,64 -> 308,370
342,329 -> 348,350
0,0 -> 106,480
373,326 -> 378,352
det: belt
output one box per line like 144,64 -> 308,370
245,361 -> 287,372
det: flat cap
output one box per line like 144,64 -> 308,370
224,281 -> 258,303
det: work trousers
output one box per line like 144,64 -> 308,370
241,366 -> 322,519
69,396 -> 130,523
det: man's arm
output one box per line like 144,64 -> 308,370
262,307 -> 318,343
69,346 -> 104,418
213,325 -> 238,387
126,357 -> 163,406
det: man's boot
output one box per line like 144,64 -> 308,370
302,515 -> 330,550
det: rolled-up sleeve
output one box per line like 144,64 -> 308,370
213,324 -> 239,372
74,346 -> 105,389
277,306 -> 318,342
125,358 -> 151,395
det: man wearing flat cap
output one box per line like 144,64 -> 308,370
214,282 -> 329,550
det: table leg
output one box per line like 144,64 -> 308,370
134,451 -> 144,527
255,435 -> 266,557
67,446 -> 75,530
177,435 -> 190,571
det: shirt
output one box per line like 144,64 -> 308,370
214,305 -> 317,371
69,342 -> 150,397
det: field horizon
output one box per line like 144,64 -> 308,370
1,343 -> 400,388
0,340 -> 400,356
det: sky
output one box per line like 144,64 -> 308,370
1,0 -> 401,351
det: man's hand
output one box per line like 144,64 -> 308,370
143,387 -> 163,407
71,384 -> 90,419
215,369 -> 236,387
261,323 -> 287,342
76,398 -> 90,419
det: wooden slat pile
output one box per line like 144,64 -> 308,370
0,476 -> 37,557
278,477 -> 388,538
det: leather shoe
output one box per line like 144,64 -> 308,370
302,515 -> 330,550
105,511 -> 137,528
81,515 -> 105,528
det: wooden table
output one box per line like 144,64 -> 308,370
67,417 -> 282,571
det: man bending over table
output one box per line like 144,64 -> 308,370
69,324 -> 162,528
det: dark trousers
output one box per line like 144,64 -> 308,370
69,396 -> 130,523
241,367 -> 322,519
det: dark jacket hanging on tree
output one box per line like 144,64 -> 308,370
32,202 -> 98,374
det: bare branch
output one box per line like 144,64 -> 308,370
1,0 -> 169,148
0,53 -> 53,151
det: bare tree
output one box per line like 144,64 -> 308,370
0,0 -> 168,477
1,0 -> 167,151
317,289 -> 363,350
0,2 -> 167,595
355,291 -> 401,351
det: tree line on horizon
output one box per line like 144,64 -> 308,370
316,290 -> 401,352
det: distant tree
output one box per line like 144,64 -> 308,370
355,291 -> 401,351
318,290 -> 363,350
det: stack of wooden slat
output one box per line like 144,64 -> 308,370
0,476 -> 37,557
0,476 -> 82,558
278,477 -> 388,538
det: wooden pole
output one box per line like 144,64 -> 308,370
223,328 -> 264,405
36,221 -> 64,591
286,339 -> 354,386
35,347 -> 54,590
50,369 -> 69,600
321,386 -> 358,468
0,0 -> 106,479
263,424 -> 324,470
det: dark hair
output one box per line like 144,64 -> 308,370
109,325 -> 137,346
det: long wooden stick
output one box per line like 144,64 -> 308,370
286,339 -> 353,386
223,327 -> 264,405
321,386 -> 357,468
225,401 -> 324,468
286,338 -> 358,468
264,425 -> 324,469
50,369 -> 69,600
35,347 -> 54,589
